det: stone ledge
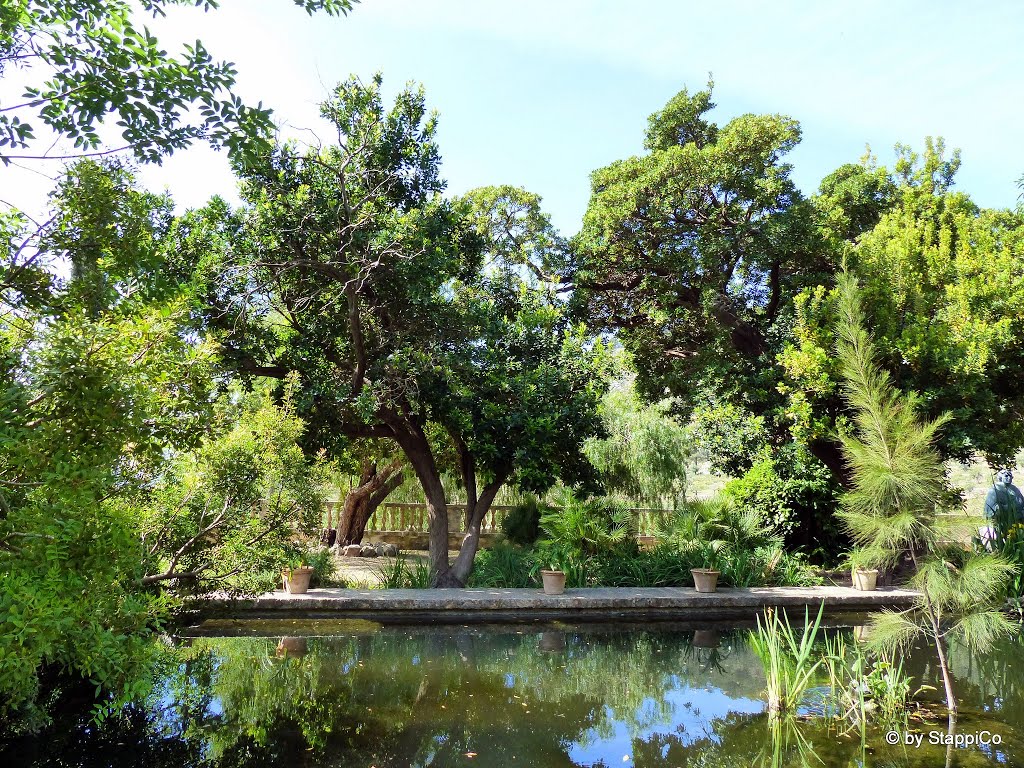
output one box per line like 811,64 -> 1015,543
188,586 -> 918,623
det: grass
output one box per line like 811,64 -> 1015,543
370,554 -> 432,589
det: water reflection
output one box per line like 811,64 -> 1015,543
2,623 -> 1022,767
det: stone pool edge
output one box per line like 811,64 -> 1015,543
186,585 -> 919,624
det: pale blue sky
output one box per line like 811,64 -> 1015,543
6,1 -> 1024,234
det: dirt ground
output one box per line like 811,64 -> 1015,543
331,550 -> 459,587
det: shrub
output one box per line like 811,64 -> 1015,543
501,496 -> 544,547
372,554 -> 431,589
593,544 -> 696,587
468,542 -> 537,588
538,491 -> 635,558
723,448 -> 843,559
304,547 -> 340,588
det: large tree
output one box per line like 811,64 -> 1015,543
184,76 -> 610,586
0,160 -> 216,718
782,140 -> 1024,470
571,85 -> 1024,552
569,83 -> 842,550
571,82 -> 825,418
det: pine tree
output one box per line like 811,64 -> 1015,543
834,270 -> 1016,716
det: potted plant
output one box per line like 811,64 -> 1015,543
847,550 -> 879,592
534,542 -> 571,595
690,543 -> 722,593
540,565 -> 567,595
282,549 -> 315,594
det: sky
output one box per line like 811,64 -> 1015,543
4,0 -> 1023,235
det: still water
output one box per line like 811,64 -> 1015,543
3,619 -> 1022,767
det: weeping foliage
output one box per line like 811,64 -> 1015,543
583,378 -> 690,508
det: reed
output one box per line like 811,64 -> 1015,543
749,602 -> 825,715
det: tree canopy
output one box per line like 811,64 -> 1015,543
185,76 -> 611,585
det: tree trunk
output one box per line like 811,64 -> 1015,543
390,419 -> 455,586
353,470 -> 404,542
450,474 -> 508,584
930,610 -> 958,716
808,437 -> 853,489
334,459 -> 403,548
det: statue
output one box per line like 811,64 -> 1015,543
981,468 -> 1024,549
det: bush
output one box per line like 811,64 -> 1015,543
501,496 -> 544,547
467,542 -> 537,588
372,554 -> 431,589
593,544 -> 696,587
304,546 -> 341,588
723,447 -> 843,560
539,491 -> 636,557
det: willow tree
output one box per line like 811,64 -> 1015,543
184,76 -> 609,586
584,376 -> 690,509
835,270 -> 1016,717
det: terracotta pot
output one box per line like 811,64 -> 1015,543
853,568 -> 878,591
540,569 -> 566,595
283,566 -> 315,594
692,629 -> 721,648
538,631 -> 566,652
691,568 -> 720,593
276,637 -> 308,657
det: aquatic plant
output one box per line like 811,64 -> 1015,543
821,631 -> 912,728
748,603 -> 825,715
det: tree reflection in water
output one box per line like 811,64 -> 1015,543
1,625 -> 1021,767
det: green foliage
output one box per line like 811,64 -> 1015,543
723,448 -> 841,551
821,632 -> 911,728
500,495 -> 544,547
462,491 -> 821,590
1000,522 -> 1024,604
140,387 -> 329,595
574,81 -> 820,422
788,142 -> 1024,468
583,376 -> 690,508
467,542 -> 538,588
815,155 -> 898,242
187,76 -> 611,585
534,490 -> 635,584
656,494 -> 779,554
0,0 -> 355,165
0,161 -> 219,720
835,270 -> 950,570
538,490 -> 635,558
371,554 -> 431,589
749,604 -> 825,715
302,546 -> 340,588
835,270 -> 1018,714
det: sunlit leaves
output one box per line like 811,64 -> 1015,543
0,0 -> 356,165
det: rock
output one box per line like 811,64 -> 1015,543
373,543 -> 386,556
382,543 -> 399,557
342,544 -> 362,557
360,544 -> 378,558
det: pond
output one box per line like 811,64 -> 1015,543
3,618 -> 1022,767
